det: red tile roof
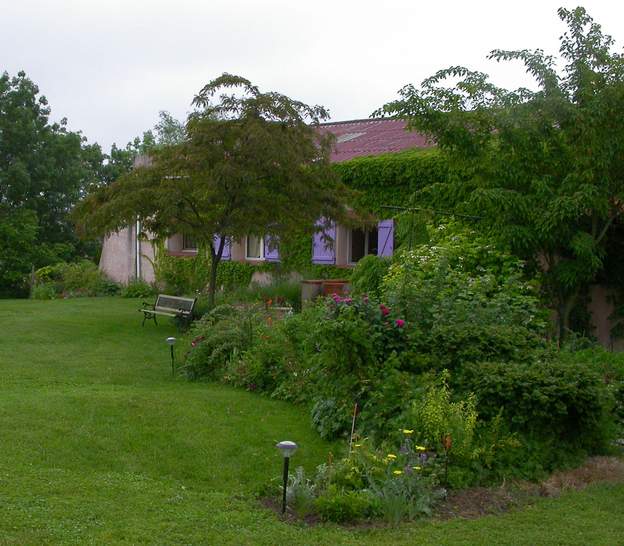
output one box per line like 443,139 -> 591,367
318,119 -> 432,162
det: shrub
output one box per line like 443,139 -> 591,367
403,372 -> 478,463
155,251 -> 256,296
544,346 -> 624,437
459,360 -> 615,455
286,466 -> 317,518
350,255 -> 391,298
272,436 -> 444,524
121,280 -> 155,298
251,280 -> 302,312
33,260 -> 119,298
31,283 -> 56,300
182,304 -> 263,379
314,488 -> 378,523
382,226 -> 547,371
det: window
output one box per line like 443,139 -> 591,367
349,228 -> 378,263
182,234 -> 197,250
246,235 -> 264,260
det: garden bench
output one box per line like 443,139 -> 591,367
139,294 -> 196,327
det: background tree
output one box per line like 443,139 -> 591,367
0,71 -> 103,296
75,74 -> 348,305
377,7 -> 624,339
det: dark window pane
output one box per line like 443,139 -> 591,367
351,229 -> 366,263
183,234 -> 197,249
368,228 -> 378,256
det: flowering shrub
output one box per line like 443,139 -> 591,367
308,294 -> 416,439
382,227 -> 547,371
181,225 -> 619,488
275,432 -> 445,524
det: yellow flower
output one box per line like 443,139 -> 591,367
415,446 -> 426,451
393,470 -> 403,475
354,444 -> 361,448
413,466 -> 422,471
402,429 -> 414,435
386,454 -> 397,460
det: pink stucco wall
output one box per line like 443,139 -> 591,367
99,225 -> 155,284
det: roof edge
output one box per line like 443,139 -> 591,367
318,117 -> 405,127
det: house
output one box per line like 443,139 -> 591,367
99,119 -> 432,284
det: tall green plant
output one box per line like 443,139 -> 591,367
378,7 -> 624,339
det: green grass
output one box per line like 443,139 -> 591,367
0,297 -> 622,544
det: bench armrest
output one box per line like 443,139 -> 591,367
142,301 -> 156,309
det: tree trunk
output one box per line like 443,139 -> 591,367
557,290 -> 579,343
207,236 -> 226,308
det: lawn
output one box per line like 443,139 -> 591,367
0,297 -> 622,545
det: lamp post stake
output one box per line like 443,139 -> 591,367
276,440 -> 298,515
282,455 -> 290,514
166,337 -> 176,377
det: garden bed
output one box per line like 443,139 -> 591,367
262,456 -> 624,526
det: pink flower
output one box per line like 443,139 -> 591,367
395,319 -> 405,328
191,335 -> 205,348
380,304 -> 390,317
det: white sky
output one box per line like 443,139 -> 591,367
2,0 -> 622,151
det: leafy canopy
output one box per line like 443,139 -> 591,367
0,71 -> 102,295
377,7 -> 624,336
75,74 -> 348,301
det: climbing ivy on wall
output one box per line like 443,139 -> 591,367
332,148 -> 453,216
150,149 -> 452,295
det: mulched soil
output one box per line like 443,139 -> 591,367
435,456 -> 624,520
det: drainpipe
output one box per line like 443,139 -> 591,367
135,219 -> 141,280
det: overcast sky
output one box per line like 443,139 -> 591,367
2,0 -> 622,151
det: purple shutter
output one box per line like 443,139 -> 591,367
264,236 -> 280,262
214,235 -> 231,261
377,219 -> 394,257
312,220 -> 336,264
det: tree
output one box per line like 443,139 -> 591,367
0,71 -> 102,296
377,7 -> 624,339
75,74 -> 348,305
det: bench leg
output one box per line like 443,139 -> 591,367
142,312 -> 157,326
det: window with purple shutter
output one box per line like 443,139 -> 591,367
377,219 -> 394,257
264,236 -> 280,262
214,235 -> 231,261
312,221 -> 336,264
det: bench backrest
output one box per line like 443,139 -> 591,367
155,295 -> 196,315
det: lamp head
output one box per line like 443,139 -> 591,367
276,440 -> 298,458
166,337 -> 176,346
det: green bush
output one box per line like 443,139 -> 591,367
33,261 -> 119,298
31,283 -> 57,300
459,360 -> 615,455
314,488 -> 378,523
382,225 -> 547,371
250,281 -> 302,312
121,280 -> 155,298
155,251 -> 257,296
350,255 -> 391,298
182,304 -> 263,379
271,436 -> 444,524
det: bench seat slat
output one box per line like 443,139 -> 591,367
139,294 -> 197,327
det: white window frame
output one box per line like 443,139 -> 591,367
245,235 -> 265,260
348,228 -> 377,265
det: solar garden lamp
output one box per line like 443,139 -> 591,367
166,336 -> 176,376
276,440 -> 298,514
